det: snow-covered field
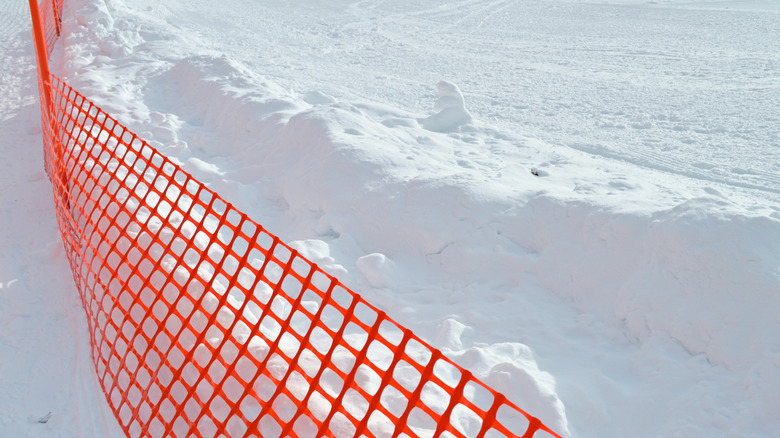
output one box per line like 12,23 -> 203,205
3,0 -> 779,436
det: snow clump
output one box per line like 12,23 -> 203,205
421,81 -> 473,132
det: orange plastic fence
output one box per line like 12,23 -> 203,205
29,1 -> 561,437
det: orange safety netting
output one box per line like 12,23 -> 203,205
28,1 -> 561,437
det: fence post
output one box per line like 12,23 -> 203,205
28,0 -> 53,111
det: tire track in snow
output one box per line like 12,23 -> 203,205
405,0 -> 513,21
567,141 -> 780,197
348,0 -> 518,37
473,0 -> 517,30
402,0 -> 518,34
600,126 -> 780,194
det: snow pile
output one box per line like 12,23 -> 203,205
421,81 -> 473,132
3,0 -> 779,436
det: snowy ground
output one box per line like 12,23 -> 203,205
3,0 -> 780,436
0,1 -> 124,436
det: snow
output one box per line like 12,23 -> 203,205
420,81 -> 473,133
0,1 -> 124,436
3,0 -> 779,437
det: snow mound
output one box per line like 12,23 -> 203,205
356,253 -> 396,288
421,81 -> 473,132
40,0 -> 780,436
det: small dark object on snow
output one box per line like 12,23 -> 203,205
38,412 -> 52,424
530,168 -> 540,176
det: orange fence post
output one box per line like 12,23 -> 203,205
28,0 -> 53,111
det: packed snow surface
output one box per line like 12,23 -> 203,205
3,0 -> 780,436
0,0 -> 124,436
